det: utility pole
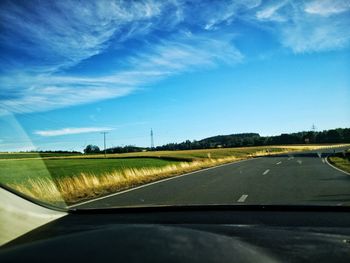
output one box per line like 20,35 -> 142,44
311,124 -> 316,132
309,124 -> 317,144
150,129 -> 154,150
101,132 -> 108,158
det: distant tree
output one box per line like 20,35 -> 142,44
84,145 -> 100,154
343,129 -> 350,142
326,129 -> 342,143
105,145 -> 144,154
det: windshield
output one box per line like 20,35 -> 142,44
0,0 -> 349,210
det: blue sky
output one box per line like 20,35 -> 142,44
0,0 -> 349,151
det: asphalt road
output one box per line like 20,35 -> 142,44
76,147 -> 350,208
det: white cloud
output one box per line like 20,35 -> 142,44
304,0 -> 350,16
0,0 -> 166,72
0,79 -> 134,114
0,1 -> 245,115
256,1 -> 287,21
0,33 -> 242,114
281,17 -> 350,53
34,127 -> 113,137
198,0 -> 261,30
128,34 -> 243,72
252,1 -> 350,53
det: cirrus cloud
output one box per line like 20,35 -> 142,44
254,0 -> 350,53
304,0 -> 350,16
34,127 -> 113,137
0,0 -> 349,116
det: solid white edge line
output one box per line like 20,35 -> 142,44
325,156 -> 350,176
68,157 -> 261,208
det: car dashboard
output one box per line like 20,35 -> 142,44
1,205 -> 350,263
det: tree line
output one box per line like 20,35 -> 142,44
83,128 -> 350,154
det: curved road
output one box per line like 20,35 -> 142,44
75,147 -> 350,208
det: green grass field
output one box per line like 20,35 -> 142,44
0,152 -> 81,159
0,158 -> 178,186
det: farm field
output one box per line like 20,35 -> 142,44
98,144 -> 344,160
0,152 -> 81,159
0,158 -> 178,186
1,144 -> 343,160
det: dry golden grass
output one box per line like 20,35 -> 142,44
10,156 -> 243,205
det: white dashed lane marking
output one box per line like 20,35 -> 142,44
263,169 -> 270,175
237,194 -> 248,203
276,161 -> 282,165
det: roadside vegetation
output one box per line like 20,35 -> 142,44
1,144 -> 348,206
329,149 -> 350,174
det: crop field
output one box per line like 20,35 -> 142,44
0,152 -> 81,159
94,144 -> 342,160
0,158 -> 178,185
1,144 -> 341,161
0,144 -> 347,206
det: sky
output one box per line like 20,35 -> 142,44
0,0 -> 349,152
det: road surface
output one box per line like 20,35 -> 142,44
75,147 -> 350,208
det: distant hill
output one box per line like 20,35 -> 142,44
155,128 -> 350,151
198,133 -> 260,148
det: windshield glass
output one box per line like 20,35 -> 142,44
0,0 -> 349,209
